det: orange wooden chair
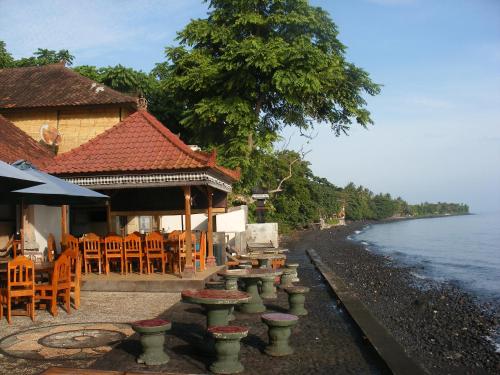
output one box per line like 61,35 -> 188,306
123,233 -> 143,274
104,235 -> 124,275
62,233 -> 80,252
35,254 -> 71,317
62,248 -> 81,309
195,231 -> 207,271
82,233 -> 101,274
144,232 -> 166,274
175,231 -> 196,274
0,256 -> 35,324
47,233 -> 57,261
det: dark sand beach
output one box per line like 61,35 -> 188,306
285,221 -> 499,374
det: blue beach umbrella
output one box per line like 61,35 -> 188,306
5,160 -> 108,205
0,160 -> 44,193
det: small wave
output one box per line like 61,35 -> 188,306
361,241 -> 368,246
485,335 -> 500,353
410,271 -> 428,280
354,230 -> 361,234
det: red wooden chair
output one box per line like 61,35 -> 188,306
82,233 -> 101,274
0,256 -> 35,324
35,254 -> 71,317
123,233 -> 143,274
104,235 -> 124,275
144,232 -> 166,274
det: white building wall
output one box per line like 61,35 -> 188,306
160,213 -> 208,232
216,205 -> 247,233
33,205 -> 62,255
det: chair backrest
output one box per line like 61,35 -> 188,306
82,233 -> 100,257
61,248 -> 81,283
47,233 -> 56,261
52,253 -> 71,286
145,231 -> 164,254
167,230 -> 181,241
63,234 -> 80,252
104,235 -> 123,255
123,233 -> 142,256
7,256 -> 35,293
198,231 -> 207,255
178,231 -> 196,254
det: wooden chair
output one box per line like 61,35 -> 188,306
62,248 -> 81,309
175,231 -> 196,274
12,239 -> 22,258
47,233 -> 57,261
0,256 -> 35,324
104,235 -> 124,275
82,233 -> 101,274
35,254 -> 71,317
195,231 -> 207,271
123,233 -> 143,274
62,233 -> 80,252
144,232 -> 166,274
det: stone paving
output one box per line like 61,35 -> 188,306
0,292 -> 180,375
0,245 -> 384,374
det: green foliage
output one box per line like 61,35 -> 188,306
73,64 -> 157,97
409,202 -> 469,216
161,0 -> 381,170
0,41 -> 14,68
0,41 -> 75,68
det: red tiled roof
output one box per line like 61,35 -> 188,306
0,115 -> 53,167
0,63 -> 137,109
45,110 -> 239,181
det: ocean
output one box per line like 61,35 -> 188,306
352,212 -> 500,303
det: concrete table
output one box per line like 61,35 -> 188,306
235,268 -> 283,313
181,289 -> 250,328
240,253 -> 286,269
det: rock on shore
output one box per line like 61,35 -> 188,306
287,222 -> 499,374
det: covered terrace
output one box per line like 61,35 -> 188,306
44,109 -> 240,277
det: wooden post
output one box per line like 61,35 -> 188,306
106,202 -> 112,234
61,205 -> 68,246
206,186 -> 216,267
20,199 -> 26,254
183,186 -> 195,277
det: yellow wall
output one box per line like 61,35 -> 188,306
1,106 -> 134,154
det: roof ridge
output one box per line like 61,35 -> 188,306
138,110 -> 210,165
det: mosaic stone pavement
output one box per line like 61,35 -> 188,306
0,322 -> 134,361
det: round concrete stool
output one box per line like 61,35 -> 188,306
260,275 -> 277,299
284,286 -> 310,316
208,326 -> 249,374
206,280 -> 226,290
285,263 -> 300,282
132,318 -> 171,366
279,268 -> 295,287
261,313 -> 299,356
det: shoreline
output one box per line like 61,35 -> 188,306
287,220 -> 499,374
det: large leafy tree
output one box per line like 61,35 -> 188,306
162,0 -> 381,169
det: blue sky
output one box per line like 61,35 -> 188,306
1,0 -> 499,212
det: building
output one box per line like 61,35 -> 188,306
0,63 -> 137,154
0,65 -> 241,268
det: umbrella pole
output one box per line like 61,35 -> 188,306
61,205 -> 68,243
20,198 -> 25,255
